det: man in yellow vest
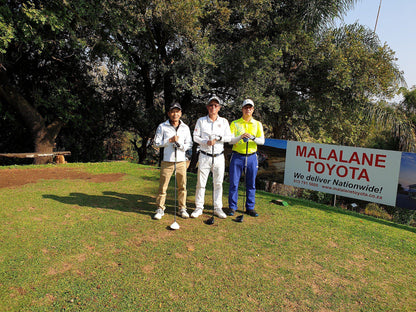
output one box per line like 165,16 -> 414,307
227,99 -> 265,217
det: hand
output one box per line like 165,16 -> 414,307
208,134 -> 221,146
241,133 -> 254,142
169,135 -> 179,143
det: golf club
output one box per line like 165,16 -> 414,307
236,139 -> 249,222
170,144 -> 180,230
205,135 -> 215,225
235,214 -> 244,222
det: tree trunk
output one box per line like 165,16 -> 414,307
33,119 -> 63,164
137,138 -> 148,164
0,85 -> 63,164
131,137 -> 149,164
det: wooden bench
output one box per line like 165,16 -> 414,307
0,151 -> 71,164
0,151 -> 71,159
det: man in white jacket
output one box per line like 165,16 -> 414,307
192,95 -> 232,219
153,102 -> 193,220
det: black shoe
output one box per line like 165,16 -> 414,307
226,208 -> 236,216
245,210 -> 259,217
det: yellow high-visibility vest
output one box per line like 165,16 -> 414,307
230,117 -> 264,154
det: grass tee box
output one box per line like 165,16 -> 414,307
0,162 -> 416,311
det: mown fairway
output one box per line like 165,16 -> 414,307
1,162 -> 416,311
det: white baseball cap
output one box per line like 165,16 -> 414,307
242,99 -> 254,108
208,95 -> 222,105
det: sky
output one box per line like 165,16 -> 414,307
337,0 -> 416,89
398,153 -> 416,189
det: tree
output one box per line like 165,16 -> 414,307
204,1 -> 403,148
302,23 -> 403,146
0,1 -> 103,163
91,0 -> 217,163
0,0 -> 408,165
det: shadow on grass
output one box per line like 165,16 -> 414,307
271,194 -> 416,234
43,190 -> 199,218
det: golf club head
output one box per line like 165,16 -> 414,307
170,221 -> 180,230
205,216 -> 214,225
235,215 -> 244,223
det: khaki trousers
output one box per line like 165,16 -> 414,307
156,161 -> 187,211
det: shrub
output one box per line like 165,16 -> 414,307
393,207 -> 416,226
364,203 -> 392,220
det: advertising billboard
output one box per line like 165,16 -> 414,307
256,139 -> 416,208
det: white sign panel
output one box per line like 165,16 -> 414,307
284,141 -> 402,206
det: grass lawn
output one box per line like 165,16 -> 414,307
1,162 -> 416,311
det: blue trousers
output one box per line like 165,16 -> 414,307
228,152 -> 258,211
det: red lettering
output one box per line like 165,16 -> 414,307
375,154 -> 386,168
315,162 -> 325,174
327,149 -> 338,162
357,169 -> 370,181
318,148 -> 327,160
362,153 -> 373,166
308,147 -> 317,159
296,145 -> 307,157
306,160 -> 314,171
326,163 -> 336,175
339,151 -> 349,163
349,152 -> 360,165
304,160 -> 371,182
336,166 -> 348,177
349,167 -> 360,179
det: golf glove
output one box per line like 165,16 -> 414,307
243,135 -> 255,143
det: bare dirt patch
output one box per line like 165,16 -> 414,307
0,167 -> 125,189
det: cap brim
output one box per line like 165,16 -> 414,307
170,106 -> 182,111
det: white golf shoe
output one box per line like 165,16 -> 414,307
153,208 -> 164,220
214,208 -> 227,219
191,208 -> 203,218
178,209 -> 189,219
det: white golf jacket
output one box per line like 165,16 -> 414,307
153,120 -> 193,162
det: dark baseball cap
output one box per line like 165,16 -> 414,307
169,102 -> 182,111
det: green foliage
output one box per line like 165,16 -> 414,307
0,1 -> 108,157
364,203 -> 392,220
393,207 -> 416,226
401,87 -> 416,113
0,0 -> 409,162
299,189 -> 333,205
0,14 -> 14,53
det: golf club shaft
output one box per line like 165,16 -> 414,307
211,140 -> 215,218
242,141 -> 248,212
174,146 -> 177,222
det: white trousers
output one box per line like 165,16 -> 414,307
195,153 -> 225,210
